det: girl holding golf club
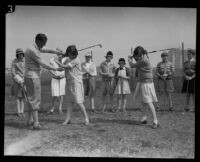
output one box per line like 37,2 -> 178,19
11,48 -> 26,118
155,52 -> 175,111
55,45 -> 90,125
114,58 -> 131,112
181,49 -> 196,112
128,46 -> 159,129
81,52 -> 97,112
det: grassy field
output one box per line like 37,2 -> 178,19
4,72 -> 195,158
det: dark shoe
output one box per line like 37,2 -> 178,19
21,113 -> 26,118
27,121 -> 34,128
47,109 -> 54,114
17,113 -> 22,118
184,108 -> 190,112
152,122 -> 160,129
59,110 -> 63,114
33,123 -> 47,130
169,107 -> 173,111
156,107 -> 160,112
141,120 -> 148,124
62,120 -> 71,125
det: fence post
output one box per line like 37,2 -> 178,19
182,42 -> 184,69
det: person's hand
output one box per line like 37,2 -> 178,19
128,56 -> 133,63
57,67 -> 64,71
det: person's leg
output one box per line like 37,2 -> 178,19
185,93 -> 190,111
59,96 -> 63,114
62,102 -> 73,125
116,94 -> 121,112
16,98 -> 21,117
20,98 -> 25,117
90,96 -> 95,110
32,109 -> 40,128
102,81 -> 107,112
192,93 -> 195,112
166,92 -> 173,111
27,103 -> 33,126
122,94 -> 127,112
49,96 -> 57,113
146,102 -> 159,127
77,103 -> 89,125
140,102 -> 148,123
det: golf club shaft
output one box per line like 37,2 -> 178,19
78,44 -> 101,51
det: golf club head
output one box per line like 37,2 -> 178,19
98,44 -> 102,48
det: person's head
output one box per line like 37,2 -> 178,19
118,58 -> 126,68
16,48 -> 24,60
187,49 -> 195,60
133,46 -> 147,61
161,52 -> 168,62
105,51 -> 113,62
35,33 -> 47,49
66,45 -> 78,60
85,53 -> 92,62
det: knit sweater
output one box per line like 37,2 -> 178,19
129,58 -> 153,83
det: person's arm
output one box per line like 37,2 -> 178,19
121,68 -> 130,80
99,64 -> 108,76
155,63 -> 161,78
33,54 -> 62,71
89,63 -> 97,76
11,60 -> 17,77
168,63 -> 175,76
49,59 -> 61,78
81,63 -> 89,75
39,47 -> 64,55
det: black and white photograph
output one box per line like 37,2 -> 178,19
4,5 -> 196,158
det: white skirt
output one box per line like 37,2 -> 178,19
133,82 -> 158,103
114,78 -> 131,95
51,78 -> 66,96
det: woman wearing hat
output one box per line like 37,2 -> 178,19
114,58 -> 131,112
99,51 -> 116,113
155,52 -> 175,111
81,52 -> 97,112
182,49 -> 196,112
11,48 -> 26,118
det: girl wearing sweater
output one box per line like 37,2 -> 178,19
128,46 -> 159,129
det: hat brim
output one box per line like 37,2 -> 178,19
16,52 -> 24,55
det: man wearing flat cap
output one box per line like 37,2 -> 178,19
155,52 -> 175,111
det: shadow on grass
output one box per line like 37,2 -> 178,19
5,121 -> 27,130
91,118 -> 142,126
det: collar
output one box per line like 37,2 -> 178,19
119,66 -> 125,70
33,43 -> 40,51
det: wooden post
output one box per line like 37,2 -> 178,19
182,42 -> 184,69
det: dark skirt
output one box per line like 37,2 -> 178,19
83,77 -> 96,97
181,78 -> 195,94
11,80 -> 24,98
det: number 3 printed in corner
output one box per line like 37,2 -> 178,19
7,5 -> 15,13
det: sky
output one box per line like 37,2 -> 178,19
6,6 -> 196,68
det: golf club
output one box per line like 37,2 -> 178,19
78,44 -> 102,52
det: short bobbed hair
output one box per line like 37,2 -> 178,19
133,46 -> 147,57
35,33 -> 47,42
65,45 -> 78,57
